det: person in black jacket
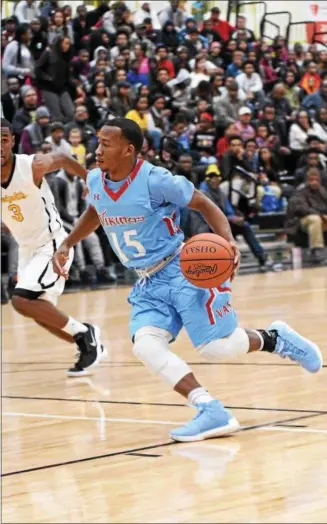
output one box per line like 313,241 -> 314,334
11,85 -> 38,151
158,20 -> 179,53
29,17 -> 48,61
36,35 -> 83,122
1,76 -> 22,123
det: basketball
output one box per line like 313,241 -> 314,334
180,233 -> 235,288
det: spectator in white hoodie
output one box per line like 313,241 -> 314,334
236,60 -> 265,106
14,0 -> 40,24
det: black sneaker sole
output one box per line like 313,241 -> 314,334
67,326 -> 107,377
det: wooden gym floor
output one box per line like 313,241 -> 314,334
2,267 -> 327,524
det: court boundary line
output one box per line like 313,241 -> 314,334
2,413 -> 325,478
3,395 -> 327,415
2,361 -> 326,369
2,285 -> 326,330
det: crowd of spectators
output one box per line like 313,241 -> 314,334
2,0 -> 327,302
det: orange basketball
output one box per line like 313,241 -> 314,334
180,233 -> 235,289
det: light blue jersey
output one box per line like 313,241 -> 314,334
87,158 -> 237,347
87,159 -> 193,269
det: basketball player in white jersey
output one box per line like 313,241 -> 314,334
1,118 -> 106,376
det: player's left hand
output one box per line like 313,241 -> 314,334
229,240 -> 241,281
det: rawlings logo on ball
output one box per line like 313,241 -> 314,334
186,263 -> 218,278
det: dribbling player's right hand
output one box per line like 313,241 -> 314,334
52,243 -> 70,279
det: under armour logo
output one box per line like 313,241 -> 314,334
94,194 -> 100,200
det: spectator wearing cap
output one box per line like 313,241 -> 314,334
208,7 -> 234,42
214,80 -> 247,127
230,15 -> 255,43
155,45 -> 175,79
299,61 -> 321,96
158,0 -> 186,29
234,107 -> 256,142
192,112 -> 217,157
302,79 -> 327,112
134,3 -> 161,31
193,164 -> 268,269
226,49 -> 244,78
14,0 -> 40,24
2,23 -> 34,81
36,36 -> 81,123
236,60 -> 265,106
12,85 -> 37,145
19,105 -> 50,154
111,81 -> 133,117
159,20 -> 179,52
45,121 -> 71,155
1,76 -> 22,122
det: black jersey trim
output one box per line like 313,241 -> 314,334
1,154 -> 16,189
37,239 -> 61,290
12,288 -> 44,300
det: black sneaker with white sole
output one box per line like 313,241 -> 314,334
67,323 -> 107,377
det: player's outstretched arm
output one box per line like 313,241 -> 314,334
52,205 -> 100,278
188,189 -> 240,279
32,152 -> 87,186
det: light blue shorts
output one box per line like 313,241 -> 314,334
128,255 -> 238,347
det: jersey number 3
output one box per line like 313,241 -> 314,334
109,230 -> 145,263
8,204 -> 24,222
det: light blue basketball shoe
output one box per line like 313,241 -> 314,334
269,321 -> 323,373
169,400 -> 240,442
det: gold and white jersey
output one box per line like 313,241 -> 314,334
1,154 -> 64,248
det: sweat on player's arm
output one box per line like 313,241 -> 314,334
52,205 -> 100,278
187,189 -> 240,279
32,152 -> 87,185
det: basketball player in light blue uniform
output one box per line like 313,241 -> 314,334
53,119 -> 323,442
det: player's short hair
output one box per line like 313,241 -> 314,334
103,118 -> 144,154
1,118 -> 12,132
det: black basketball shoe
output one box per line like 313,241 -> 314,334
67,323 -> 107,377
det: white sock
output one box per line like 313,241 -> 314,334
253,330 -> 264,350
188,387 -> 214,407
62,317 -> 88,337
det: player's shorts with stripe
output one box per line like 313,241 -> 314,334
128,254 -> 238,348
14,231 -> 74,305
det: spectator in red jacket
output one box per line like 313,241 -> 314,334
208,7 -> 234,42
155,44 -> 175,79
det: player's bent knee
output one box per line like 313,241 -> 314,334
198,327 -> 250,361
133,326 -> 191,387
